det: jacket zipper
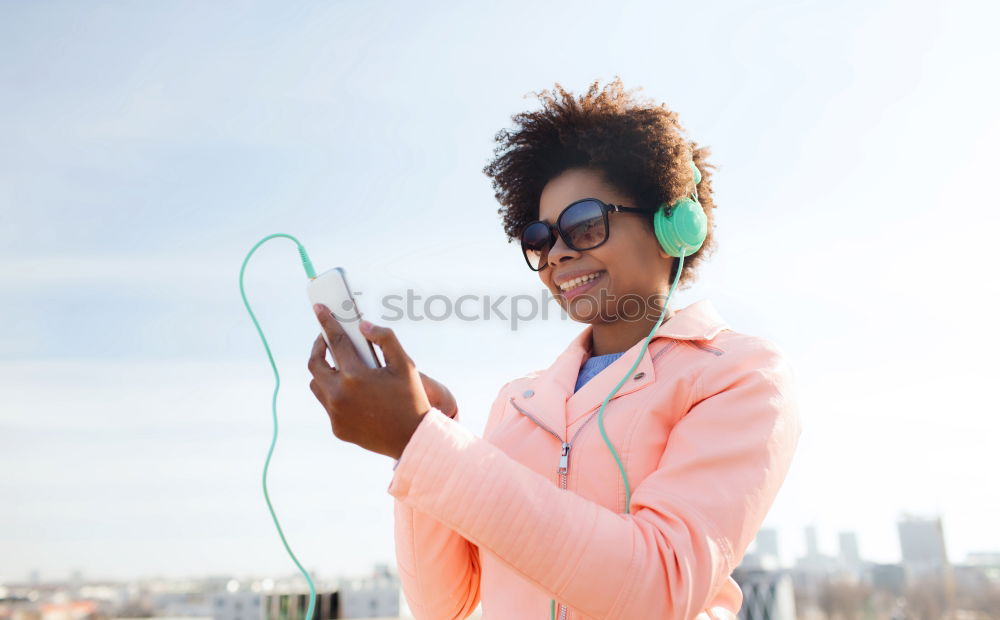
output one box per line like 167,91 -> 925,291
507,398 -> 612,620
507,339 -> 684,620
686,340 -> 724,356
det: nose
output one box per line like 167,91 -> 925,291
546,232 -> 581,269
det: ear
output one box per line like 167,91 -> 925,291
657,250 -> 678,281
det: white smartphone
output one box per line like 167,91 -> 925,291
306,267 -> 382,369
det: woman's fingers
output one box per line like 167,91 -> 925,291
313,304 -> 365,374
308,333 -> 334,375
357,321 -> 456,417
419,371 -> 458,419
361,321 -> 412,370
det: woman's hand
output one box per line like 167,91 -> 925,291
307,304 -> 453,459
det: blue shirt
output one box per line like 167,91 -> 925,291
574,352 -> 625,392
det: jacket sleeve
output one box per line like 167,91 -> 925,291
391,381 -> 512,620
387,338 -> 802,620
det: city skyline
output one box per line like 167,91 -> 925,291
7,513 -> 994,585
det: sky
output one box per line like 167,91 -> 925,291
2,0 -> 998,583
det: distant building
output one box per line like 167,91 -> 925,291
965,551 -> 1000,583
838,531 -> 861,575
897,514 -> 951,583
152,591 -> 211,617
966,551 -> 1000,565
868,563 -> 906,597
897,514 -> 956,616
733,568 -> 796,620
756,528 -> 780,561
952,564 -> 992,591
261,590 -> 337,620
210,591 -> 263,620
797,525 -> 838,574
805,525 -> 820,560
337,564 -> 400,619
748,528 -> 782,570
792,524 -> 838,600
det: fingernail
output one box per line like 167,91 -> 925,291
313,304 -> 326,315
360,319 -> 372,333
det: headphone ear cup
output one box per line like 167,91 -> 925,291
653,197 -> 707,257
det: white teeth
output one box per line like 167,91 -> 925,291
559,272 -> 602,291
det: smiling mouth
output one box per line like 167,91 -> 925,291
557,270 -> 606,299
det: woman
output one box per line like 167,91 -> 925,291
307,77 -> 803,619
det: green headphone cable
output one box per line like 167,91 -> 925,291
239,233 -> 319,620
549,157 -> 704,619
597,247 -> 686,514
549,249 -> 687,620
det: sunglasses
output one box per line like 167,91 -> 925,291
520,198 -> 646,271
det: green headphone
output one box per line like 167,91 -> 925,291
653,159 -> 707,257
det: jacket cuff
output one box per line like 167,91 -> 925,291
387,408 -> 472,496
391,407 -> 457,473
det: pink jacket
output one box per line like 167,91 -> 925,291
387,299 -> 803,619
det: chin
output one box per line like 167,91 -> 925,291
559,291 -> 615,324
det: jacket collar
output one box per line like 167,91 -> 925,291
509,299 -> 730,433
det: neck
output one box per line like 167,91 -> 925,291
589,305 -> 674,356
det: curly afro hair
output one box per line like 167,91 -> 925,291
482,76 -> 718,290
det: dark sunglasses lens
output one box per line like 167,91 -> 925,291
560,200 -> 608,250
521,222 -> 552,270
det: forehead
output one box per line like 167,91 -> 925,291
538,167 -> 632,222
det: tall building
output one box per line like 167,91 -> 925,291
796,524 -> 837,573
897,513 -> 955,617
805,525 -> 820,561
897,514 -> 950,582
756,528 -> 781,563
739,528 -> 782,571
792,524 -> 839,604
838,531 -> 861,575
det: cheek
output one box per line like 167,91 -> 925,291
596,240 -> 646,276
599,238 -> 661,289
623,224 -> 664,262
